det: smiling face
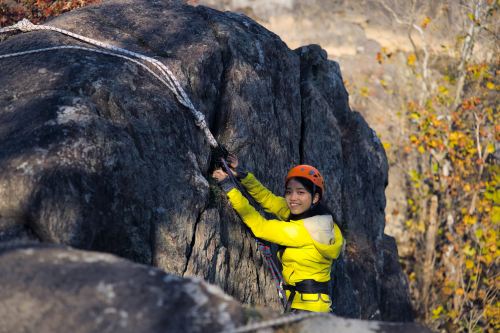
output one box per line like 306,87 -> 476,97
285,178 -> 320,215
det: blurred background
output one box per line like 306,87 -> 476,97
2,0 -> 500,331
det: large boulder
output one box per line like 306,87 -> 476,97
0,242 -> 245,333
0,0 -> 411,321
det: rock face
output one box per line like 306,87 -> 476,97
0,0 -> 412,321
296,314 -> 432,333
0,242 -> 245,333
0,243 -> 429,333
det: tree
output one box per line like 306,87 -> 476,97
377,0 -> 500,331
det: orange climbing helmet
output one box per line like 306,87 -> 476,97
284,165 -> 325,199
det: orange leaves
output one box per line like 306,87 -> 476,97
1,0 -> 106,27
431,118 -> 441,128
376,47 -> 392,64
462,99 -> 475,110
420,17 -> 431,28
462,97 -> 481,110
467,62 -> 488,73
0,2 -> 25,27
455,224 -> 465,236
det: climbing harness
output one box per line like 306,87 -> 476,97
219,311 -> 332,333
0,19 -> 285,307
283,279 -> 330,313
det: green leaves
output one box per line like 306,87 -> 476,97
485,188 -> 500,205
432,306 -> 444,319
464,245 -> 477,256
492,210 -> 500,224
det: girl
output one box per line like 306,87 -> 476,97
213,153 -> 343,313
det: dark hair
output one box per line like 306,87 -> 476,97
285,177 -> 337,222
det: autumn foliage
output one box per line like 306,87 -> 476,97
0,0 -> 105,27
404,57 -> 500,331
0,0 -> 197,28
372,1 -> 500,331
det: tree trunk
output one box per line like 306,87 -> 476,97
422,195 -> 438,314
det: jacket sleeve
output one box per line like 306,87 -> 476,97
226,188 -> 312,247
240,173 -> 290,221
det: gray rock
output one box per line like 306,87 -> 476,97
0,242 -> 245,333
0,243 -> 428,333
0,0 -> 412,322
0,216 -> 39,242
0,0 -> 217,272
295,314 -> 432,333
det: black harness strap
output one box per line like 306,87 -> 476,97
284,279 -> 330,313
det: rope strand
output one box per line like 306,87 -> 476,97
0,19 -> 217,147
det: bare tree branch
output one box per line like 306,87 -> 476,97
378,0 -> 407,25
378,0 -> 430,96
408,0 -> 419,58
453,0 -> 498,109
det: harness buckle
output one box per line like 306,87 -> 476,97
299,293 -> 332,303
300,293 -> 320,302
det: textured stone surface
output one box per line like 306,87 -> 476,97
0,0 -> 412,321
295,315 -> 432,333
0,242 -> 245,333
0,243 -> 428,333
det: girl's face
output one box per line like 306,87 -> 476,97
285,178 -> 319,215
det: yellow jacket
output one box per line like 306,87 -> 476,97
226,173 -> 343,312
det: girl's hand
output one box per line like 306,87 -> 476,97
226,152 -> 239,168
213,170 -> 228,182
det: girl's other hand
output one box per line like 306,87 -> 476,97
226,152 -> 239,168
213,170 -> 228,182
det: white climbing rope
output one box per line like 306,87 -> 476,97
0,19 -> 218,147
221,312 -> 332,333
